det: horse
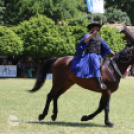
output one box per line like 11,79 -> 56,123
27,45 -> 134,128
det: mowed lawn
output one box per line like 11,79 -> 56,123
0,78 -> 134,134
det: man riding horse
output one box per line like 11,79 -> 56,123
28,23 -> 134,128
71,22 -> 115,90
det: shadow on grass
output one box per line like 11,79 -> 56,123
17,120 -> 106,128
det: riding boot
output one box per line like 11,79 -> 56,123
95,77 -> 107,90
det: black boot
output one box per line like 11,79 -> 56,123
95,77 -> 107,90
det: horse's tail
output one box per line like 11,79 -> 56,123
27,57 -> 57,93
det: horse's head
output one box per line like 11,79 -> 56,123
114,45 -> 134,65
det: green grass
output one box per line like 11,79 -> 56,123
0,78 -> 134,134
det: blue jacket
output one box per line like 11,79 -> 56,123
76,33 -> 111,57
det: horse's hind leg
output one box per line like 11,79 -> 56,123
51,80 -> 74,121
51,98 -> 58,121
38,80 -> 74,121
38,85 -> 58,121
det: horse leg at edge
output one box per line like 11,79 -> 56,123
51,98 -> 58,121
105,98 -> 115,128
38,86 -> 58,121
81,90 -> 114,127
81,95 -> 105,121
51,80 -> 74,121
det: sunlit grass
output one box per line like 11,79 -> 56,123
0,78 -> 134,134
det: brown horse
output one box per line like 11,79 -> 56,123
28,45 -> 134,128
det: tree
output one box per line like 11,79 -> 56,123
5,0 -> 83,25
0,26 -> 23,55
12,15 -> 126,57
105,0 -> 134,25
13,15 -> 76,57
0,0 -> 6,25
105,7 -> 131,25
5,0 -> 38,25
99,25 -> 126,53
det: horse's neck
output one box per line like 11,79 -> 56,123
102,58 -> 129,76
115,59 -> 130,74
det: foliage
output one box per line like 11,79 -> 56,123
2,0 -> 132,57
0,0 -> 5,25
5,0 -> 83,25
92,14 -> 107,24
105,7 -> 131,25
12,15 -> 126,57
105,0 -> 134,25
42,0 -> 80,21
4,0 -> 134,26
13,15 -> 77,57
5,0 -> 38,25
99,25 -> 126,53
0,26 -> 23,55
65,18 -> 89,44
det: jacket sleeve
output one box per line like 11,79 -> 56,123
76,33 -> 90,57
101,38 -> 112,57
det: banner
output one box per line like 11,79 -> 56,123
86,0 -> 104,13
46,73 -> 52,79
0,65 -> 17,77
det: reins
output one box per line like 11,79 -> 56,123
110,46 -> 134,78
111,58 -> 126,78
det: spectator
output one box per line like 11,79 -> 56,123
7,59 -> 12,65
126,65 -> 132,77
1,59 -> 6,65
26,58 -> 33,78
12,55 -> 18,65
17,58 -> 23,77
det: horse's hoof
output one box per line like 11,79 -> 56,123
38,114 -> 45,121
81,115 -> 88,121
106,122 -> 116,128
25,90 -> 34,93
86,115 -> 94,120
51,115 -> 57,121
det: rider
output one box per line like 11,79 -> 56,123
71,22 -> 115,90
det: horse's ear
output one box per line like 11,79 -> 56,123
128,46 -> 134,51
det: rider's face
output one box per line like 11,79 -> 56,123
91,26 -> 100,32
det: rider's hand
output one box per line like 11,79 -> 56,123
110,51 -> 115,55
92,31 -> 98,36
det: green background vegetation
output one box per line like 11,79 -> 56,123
0,0 -> 132,57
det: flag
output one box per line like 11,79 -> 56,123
86,0 -> 93,13
86,0 -> 104,13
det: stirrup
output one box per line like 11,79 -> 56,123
101,83 -> 107,90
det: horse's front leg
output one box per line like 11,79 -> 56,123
104,96 -> 115,128
81,89 -> 115,127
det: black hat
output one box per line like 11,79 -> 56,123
87,22 -> 102,30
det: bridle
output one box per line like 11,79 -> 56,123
111,46 -> 134,78
119,47 -> 134,64
111,58 -> 126,78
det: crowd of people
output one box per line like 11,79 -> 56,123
0,55 -> 134,78
0,56 -> 48,78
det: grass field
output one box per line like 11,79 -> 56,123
0,78 -> 134,134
